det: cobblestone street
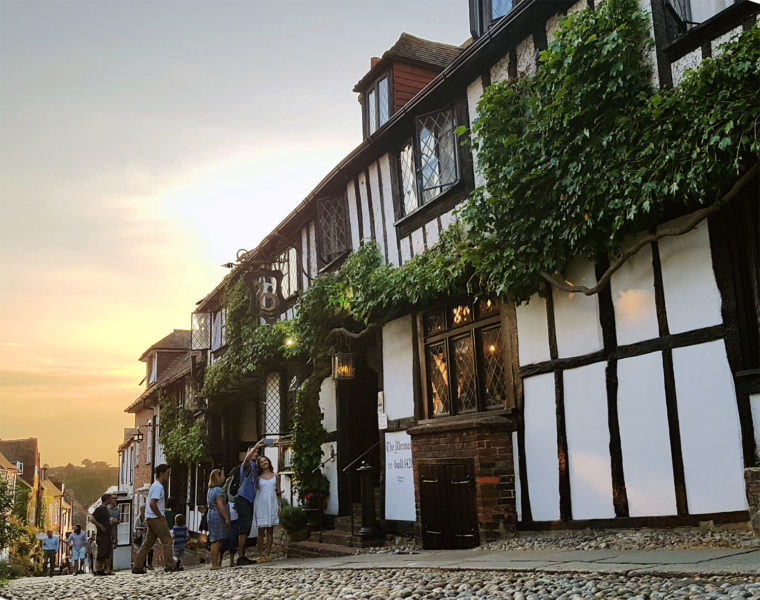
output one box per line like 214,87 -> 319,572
3,565 -> 760,600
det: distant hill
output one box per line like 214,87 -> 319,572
46,461 -> 118,508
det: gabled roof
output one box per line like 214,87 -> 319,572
41,478 -> 63,497
354,33 -> 465,93
0,451 -> 20,473
124,350 -> 200,413
138,330 -> 191,361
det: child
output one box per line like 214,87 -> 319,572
170,514 -> 188,571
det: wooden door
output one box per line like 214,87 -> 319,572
419,462 -> 478,549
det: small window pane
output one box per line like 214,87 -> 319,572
264,372 -> 281,435
427,343 -> 450,416
424,310 -> 445,336
368,89 -> 377,135
481,326 -> 508,410
377,77 -> 389,127
491,0 -> 513,19
318,196 -> 348,264
476,297 -> 500,318
400,140 -> 419,215
450,304 -> 472,327
452,335 -> 477,413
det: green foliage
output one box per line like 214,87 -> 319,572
278,504 -> 308,532
0,477 -> 14,550
203,278 -> 297,396
290,381 -> 330,502
462,0 -> 760,301
159,395 -> 208,465
11,484 -> 29,522
6,517 -> 42,576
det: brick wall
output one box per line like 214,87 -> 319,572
133,409 -> 154,491
408,414 -> 517,543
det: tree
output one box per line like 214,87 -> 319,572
0,476 -> 16,550
80,459 -> 93,469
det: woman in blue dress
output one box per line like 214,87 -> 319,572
207,469 -> 230,569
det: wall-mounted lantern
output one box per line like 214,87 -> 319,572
332,352 -> 355,380
133,429 -> 144,443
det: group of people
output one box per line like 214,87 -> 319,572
131,438 -> 281,573
206,439 -> 281,569
40,525 -> 98,577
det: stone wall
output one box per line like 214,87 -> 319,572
745,467 -> 760,536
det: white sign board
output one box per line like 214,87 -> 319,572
384,430 -> 415,522
377,412 -> 388,430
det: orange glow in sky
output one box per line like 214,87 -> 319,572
0,1 -> 468,466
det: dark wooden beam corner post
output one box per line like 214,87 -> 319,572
595,259 -> 629,518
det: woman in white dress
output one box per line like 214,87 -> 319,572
253,455 -> 281,562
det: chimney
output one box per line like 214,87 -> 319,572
370,56 -> 381,68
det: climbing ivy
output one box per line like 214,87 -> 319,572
290,380 -> 330,501
461,0 -> 760,301
159,393 -> 207,465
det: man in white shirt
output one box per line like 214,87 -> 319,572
132,464 -> 176,573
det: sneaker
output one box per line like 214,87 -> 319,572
131,568 -> 147,575
236,556 -> 253,566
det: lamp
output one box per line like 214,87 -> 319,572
133,429 -> 144,443
332,352 -> 355,380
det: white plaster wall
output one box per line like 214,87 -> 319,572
358,171 -> 372,244
673,340 -> 747,513
610,242 -> 659,345
671,48 -> 702,87
545,13 -> 564,44
263,446 -> 278,473
466,77 -> 486,189
382,315 -> 415,420
516,35 -> 536,77
712,25 -> 744,57
346,180 -> 361,251
400,235 -> 412,264
424,220 -> 440,248
618,352 -> 678,516
411,227 -> 425,257
564,362 -> 616,520
319,377 -> 337,433
751,393 -> 760,464
321,442 -> 339,515
308,222 -> 317,278
523,373 -> 560,521
515,294 -> 551,366
490,54 -> 510,83
512,430 -> 522,521
638,0 -> 660,89
658,220 -> 722,335
439,207 -> 458,232
368,162 -> 386,260
379,154 -> 401,267
553,259 -> 604,358
384,431 -> 416,521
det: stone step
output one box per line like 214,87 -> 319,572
286,539 -> 355,559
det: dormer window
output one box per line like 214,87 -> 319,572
365,75 -> 390,136
663,0 -> 742,40
398,108 -> 459,216
470,0 -> 514,39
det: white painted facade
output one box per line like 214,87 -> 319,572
382,316 -> 415,420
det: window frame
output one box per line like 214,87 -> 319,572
316,194 -> 351,269
419,299 -> 510,420
470,0 -> 514,39
364,72 -> 392,138
396,107 -> 460,220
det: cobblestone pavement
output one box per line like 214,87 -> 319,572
3,566 -> 760,600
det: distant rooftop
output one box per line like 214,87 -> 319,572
138,329 -> 191,361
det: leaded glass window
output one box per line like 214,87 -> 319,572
277,247 -> 299,299
418,110 -> 458,204
191,312 -> 210,350
422,299 -> 509,418
400,140 -> 419,215
368,89 -> 377,135
318,195 -> 349,265
263,372 -> 281,436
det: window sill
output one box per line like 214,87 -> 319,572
663,1 -> 759,62
317,249 -> 351,274
408,411 -> 513,435
394,181 -> 470,240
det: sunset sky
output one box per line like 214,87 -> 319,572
0,1 -> 469,466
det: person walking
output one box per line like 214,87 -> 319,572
253,455 -> 281,563
132,464 -> 176,574
170,514 -> 188,571
88,494 -> 114,575
86,533 -> 96,573
233,441 -> 264,565
66,525 -> 88,574
41,530 -> 59,577
207,468 -> 230,570
133,505 -> 153,569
